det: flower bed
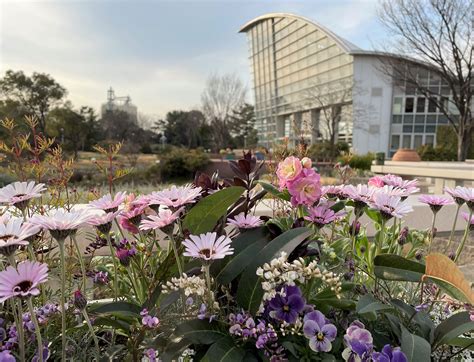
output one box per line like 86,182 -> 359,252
0,152 -> 473,361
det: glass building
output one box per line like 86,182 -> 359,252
239,13 -> 462,156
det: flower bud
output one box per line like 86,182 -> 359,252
116,249 -> 131,266
301,157 -> 312,169
398,226 -> 409,246
73,290 -> 87,310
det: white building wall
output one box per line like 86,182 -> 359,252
352,56 -> 393,155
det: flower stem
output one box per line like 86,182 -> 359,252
351,214 -> 360,255
445,204 -> 461,253
454,209 -> 472,263
27,298 -> 43,362
203,264 -> 213,309
170,236 -> 183,276
106,234 -> 119,301
427,211 -> 437,254
71,235 -> 87,291
16,299 -> 25,362
58,240 -> 67,361
82,309 -> 100,359
377,218 -> 386,255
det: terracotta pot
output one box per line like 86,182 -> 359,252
392,148 -> 421,162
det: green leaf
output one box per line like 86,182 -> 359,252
183,186 -> 245,234
374,254 -> 425,282
92,316 -> 131,332
216,238 -> 267,284
88,301 -> 141,318
236,227 -> 312,314
356,294 -> 393,315
389,299 -> 434,343
173,319 -> 227,345
201,337 -> 245,362
401,327 -> 431,362
446,337 -> 474,351
433,311 -> 474,347
211,226 -> 268,280
258,181 -> 290,201
366,208 -> 382,224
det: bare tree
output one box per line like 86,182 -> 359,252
378,0 -> 473,160
201,73 -> 247,123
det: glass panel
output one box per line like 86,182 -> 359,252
402,135 -> 412,148
403,125 -> 413,132
425,125 -> 436,133
405,97 -> 414,113
404,115 -> 414,124
391,135 -> 400,149
414,125 -> 424,133
428,98 -> 438,112
393,97 -> 403,114
415,115 -> 425,123
425,135 -> 434,145
416,97 -> 426,113
414,135 -> 423,148
392,115 -> 402,124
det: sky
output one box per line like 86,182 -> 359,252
0,0 -> 389,119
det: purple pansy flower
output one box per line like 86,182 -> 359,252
303,310 -> 337,352
268,285 -> 306,324
342,320 -> 374,361
372,344 -> 408,362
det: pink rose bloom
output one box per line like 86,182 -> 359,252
287,168 -> 321,206
368,176 -> 385,188
276,156 -> 303,189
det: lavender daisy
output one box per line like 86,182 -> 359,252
88,191 -> 127,213
30,209 -> 93,241
305,204 -> 345,228
227,212 -> 263,229
0,181 -> 46,210
0,216 -> 40,256
183,232 -> 233,261
0,261 -> 48,302
344,184 -> 376,215
370,192 -> 413,220
462,212 -> 474,231
303,310 -> 337,352
147,185 -> 202,210
445,186 -> 474,210
418,195 -> 453,213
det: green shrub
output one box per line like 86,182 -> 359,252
308,141 -> 349,161
159,148 -> 209,181
417,144 -> 457,161
338,153 -> 375,170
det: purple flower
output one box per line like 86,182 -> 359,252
344,184 -> 376,214
342,321 -> 373,361
142,315 -> 160,329
268,285 -> 306,324
0,261 -> 48,302
462,212 -> 474,231
183,232 -> 234,261
92,271 -> 109,285
372,345 -> 408,362
303,310 -> 337,352
444,186 -> 474,209
369,192 -> 413,220
143,348 -> 158,362
305,203 -> 345,228
198,303 -> 207,320
227,212 -> 264,229
418,195 -> 453,213
0,350 -> 15,362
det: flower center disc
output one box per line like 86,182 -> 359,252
199,248 -> 212,258
14,280 -> 33,293
316,332 -> 325,341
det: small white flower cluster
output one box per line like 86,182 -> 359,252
256,252 -> 342,302
278,317 -> 303,337
162,274 -> 207,297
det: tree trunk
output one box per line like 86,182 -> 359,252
457,132 -> 469,161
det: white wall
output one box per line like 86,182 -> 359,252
352,56 -> 393,155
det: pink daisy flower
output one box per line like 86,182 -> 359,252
418,195 -> 453,213
368,176 -> 385,188
30,209 -> 94,241
305,204 -> 346,228
227,212 -> 263,229
183,232 -> 234,261
321,185 -> 344,199
0,181 -> 46,210
147,185 -> 202,210
344,184 -> 376,210
87,211 -> 120,234
88,191 -> 127,213
140,208 -> 183,231
276,156 -> 303,189
369,192 -> 413,220
287,168 -> 321,207
0,216 -> 41,256
445,186 -> 474,209
381,175 -> 419,196
461,212 -> 474,230
0,260 -> 48,302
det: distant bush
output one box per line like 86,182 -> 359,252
338,153 -> 375,170
417,144 -> 456,161
308,141 -> 349,161
159,148 -> 209,181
